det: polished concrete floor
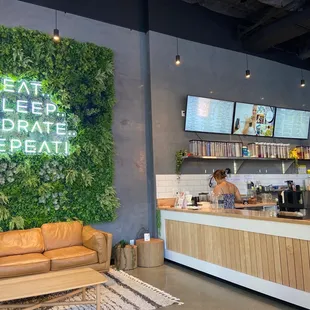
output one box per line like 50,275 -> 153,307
128,261 -> 301,310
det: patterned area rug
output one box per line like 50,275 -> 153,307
1,269 -> 183,310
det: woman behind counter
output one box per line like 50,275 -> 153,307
212,170 -> 242,209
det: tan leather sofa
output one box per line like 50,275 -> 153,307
0,221 -> 112,279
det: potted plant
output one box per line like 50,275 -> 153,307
113,240 -> 137,271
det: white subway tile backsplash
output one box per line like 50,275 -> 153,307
156,174 -> 309,198
156,175 -> 166,181
184,175 -> 194,180
185,180 -> 198,186
157,193 -> 169,199
156,186 -> 167,193
162,180 -> 172,187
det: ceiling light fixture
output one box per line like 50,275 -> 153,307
53,10 -> 60,42
175,38 -> 181,66
301,69 -> 306,87
245,54 -> 251,79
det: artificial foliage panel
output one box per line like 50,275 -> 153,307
0,26 -> 119,231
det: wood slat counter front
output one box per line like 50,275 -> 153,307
159,207 -> 310,309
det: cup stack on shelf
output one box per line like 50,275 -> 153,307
296,146 -> 310,159
189,140 -> 243,157
247,143 -> 290,159
188,140 -> 294,159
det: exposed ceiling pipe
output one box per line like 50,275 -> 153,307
299,48 -> 310,59
298,40 -> 310,59
182,0 -> 265,19
239,6 -> 281,37
258,0 -> 306,11
242,6 -> 310,52
240,0 -> 305,38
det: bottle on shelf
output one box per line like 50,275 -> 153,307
271,143 -> 277,158
262,143 -> 267,158
188,140 -> 295,160
242,146 -> 248,157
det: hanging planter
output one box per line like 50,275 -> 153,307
175,149 -> 187,180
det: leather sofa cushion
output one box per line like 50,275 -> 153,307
44,245 -> 98,271
0,253 -> 50,278
82,226 -> 107,263
0,228 -> 44,258
41,221 -> 83,251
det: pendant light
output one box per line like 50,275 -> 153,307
301,69 -> 306,87
53,10 -> 60,42
175,38 -> 181,66
245,54 -> 251,79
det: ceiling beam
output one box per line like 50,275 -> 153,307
242,6 -> 310,52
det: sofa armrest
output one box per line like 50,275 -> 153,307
101,231 -> 112,269
82,226 -> 112,265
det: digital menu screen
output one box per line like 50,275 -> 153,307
274,108 -> 310,139
185,96 -> 235,134
233,102 -> 275,137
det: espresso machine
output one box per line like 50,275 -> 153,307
277,181 -> 310,219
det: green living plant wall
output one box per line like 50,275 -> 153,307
0,26 -> 119,231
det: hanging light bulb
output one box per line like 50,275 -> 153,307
53,10 -> 60,42
301,79 -> 306,87
175,38 -> 181,66
301,69 -> 306,87
245,54 -> 251,78
53,29 -> 60,42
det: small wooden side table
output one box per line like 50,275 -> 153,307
136,238 -> 164,268
115,245 -> 138,270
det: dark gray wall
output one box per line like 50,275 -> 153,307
149,31 -> 310,175
3,0 -> 310,242
0,0 -> 150,242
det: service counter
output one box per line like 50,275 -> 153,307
159,207 -> 310,309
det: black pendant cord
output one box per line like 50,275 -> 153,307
246,54 -> 249,70
55,10 -> 58,29
177,37 -> 179,55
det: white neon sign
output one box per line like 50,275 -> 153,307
0,78 -> 76,155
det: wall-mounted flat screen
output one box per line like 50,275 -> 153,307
232,102 -> 275,137
274,108 -> 310,139
185,96 -> 235,134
